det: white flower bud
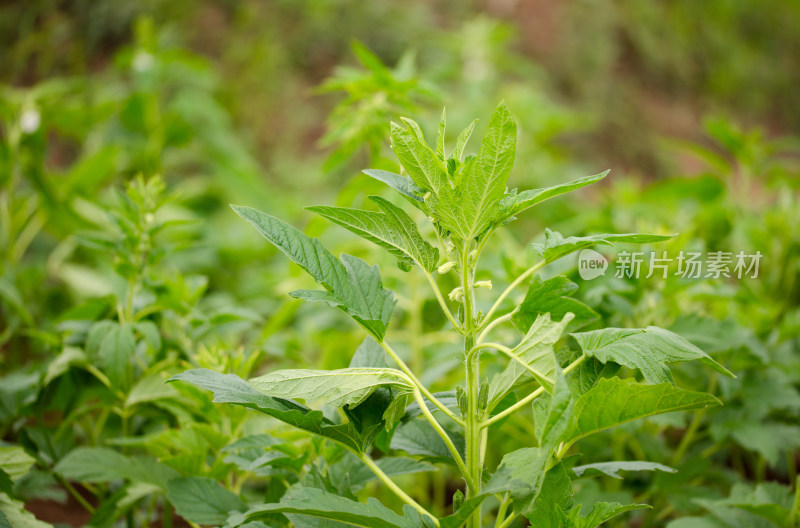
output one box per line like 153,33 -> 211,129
438,261 -> 456,274
448,287 -> 464,302
475,280 -> 493,290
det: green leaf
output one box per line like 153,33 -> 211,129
0,447 -> 35,482
564,377 -> 721,445
534,370 -> 575,448
249,368 -> 412,408
328,454 -> 435,492
523,462 -> 574,528
0,494 -> 52,528
166,476 -> 246,525
572,461 -> 676,479
390,121 -> 447,195
362,169 -> 425,206
232,205 -> 395,341
495,447 -> 552,514
0,471 -> 11,497
438,101 -> 517,240
171,369 -> 365,452
512,276 -> 599,333
237,486 -> 422,528
561,502 -> 651,528
718,482 -> 793,527
488,313 -> 572,410
497,171 -> 609,224
308,196 -> 439,272
451,119 -> 479,162
126,372 -> 180,406
391,419 -> 464,464
436,108 -> 446,158
532,228 -> 674,264
54,447 -> 178,489
98,322 -> 135,387
570,326 -> 735,384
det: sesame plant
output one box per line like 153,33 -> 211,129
175,102 -> 736,528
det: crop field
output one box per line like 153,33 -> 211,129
1,2 -> 799,528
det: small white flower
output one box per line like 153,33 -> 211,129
20,108 -> 41,134
475,280 -> 493,290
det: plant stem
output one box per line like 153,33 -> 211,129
672,373 -> 717,465
461,242 -> 482,528
493,494 -> 511,528
411,387 -> 475,491
425,272 -> 464,334
791,475 -> 799,527
358,453 -> 439,525
55,475 -> 95,514
479,260 -> 545,329
471,342 -> 550,388
477,313 -> 513,344
380,340 -> 464,426
483,355 -> 586,429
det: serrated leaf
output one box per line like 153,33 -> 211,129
232,206 -> 395,341
488,313 -> 572,410
561,502 -> 651,528
390,122 -> 447,195
249,368 -> 412,408
308,196 -> 439,272
438,102 -> 516,240
523,462 -> 574,528
570,326 -> 735,384
572,461 -> 676,479
494,447 -> 552,514
362,169 -> 425,207
497,171 -> 609,224
166,477 -> 246,525
512,276 -> 599,333
565,377 -> 721,445
238,486 -> 423,528
532,228 -> 674,263
170,369 -> 365,452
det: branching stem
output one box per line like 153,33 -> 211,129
380,340 -> 464,426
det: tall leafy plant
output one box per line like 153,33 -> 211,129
174,102 -> 734,528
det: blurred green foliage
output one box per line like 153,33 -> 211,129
0,1 -> 798,527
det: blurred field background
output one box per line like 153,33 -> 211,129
1,1 -> 800,527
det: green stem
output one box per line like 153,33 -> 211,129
358,453 -> 439,525
425,272 -> 464,334
483,355 -> 586,429
411,387 -> 475,491
493,494 -> 511,528
791,475 -> 799,527
461,241 -> 482,528
672,374 -> 717,465
479,260 -> 545,330
55,475 -> 95,514
477,313 -> 512,344
380,340 -> 464,426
